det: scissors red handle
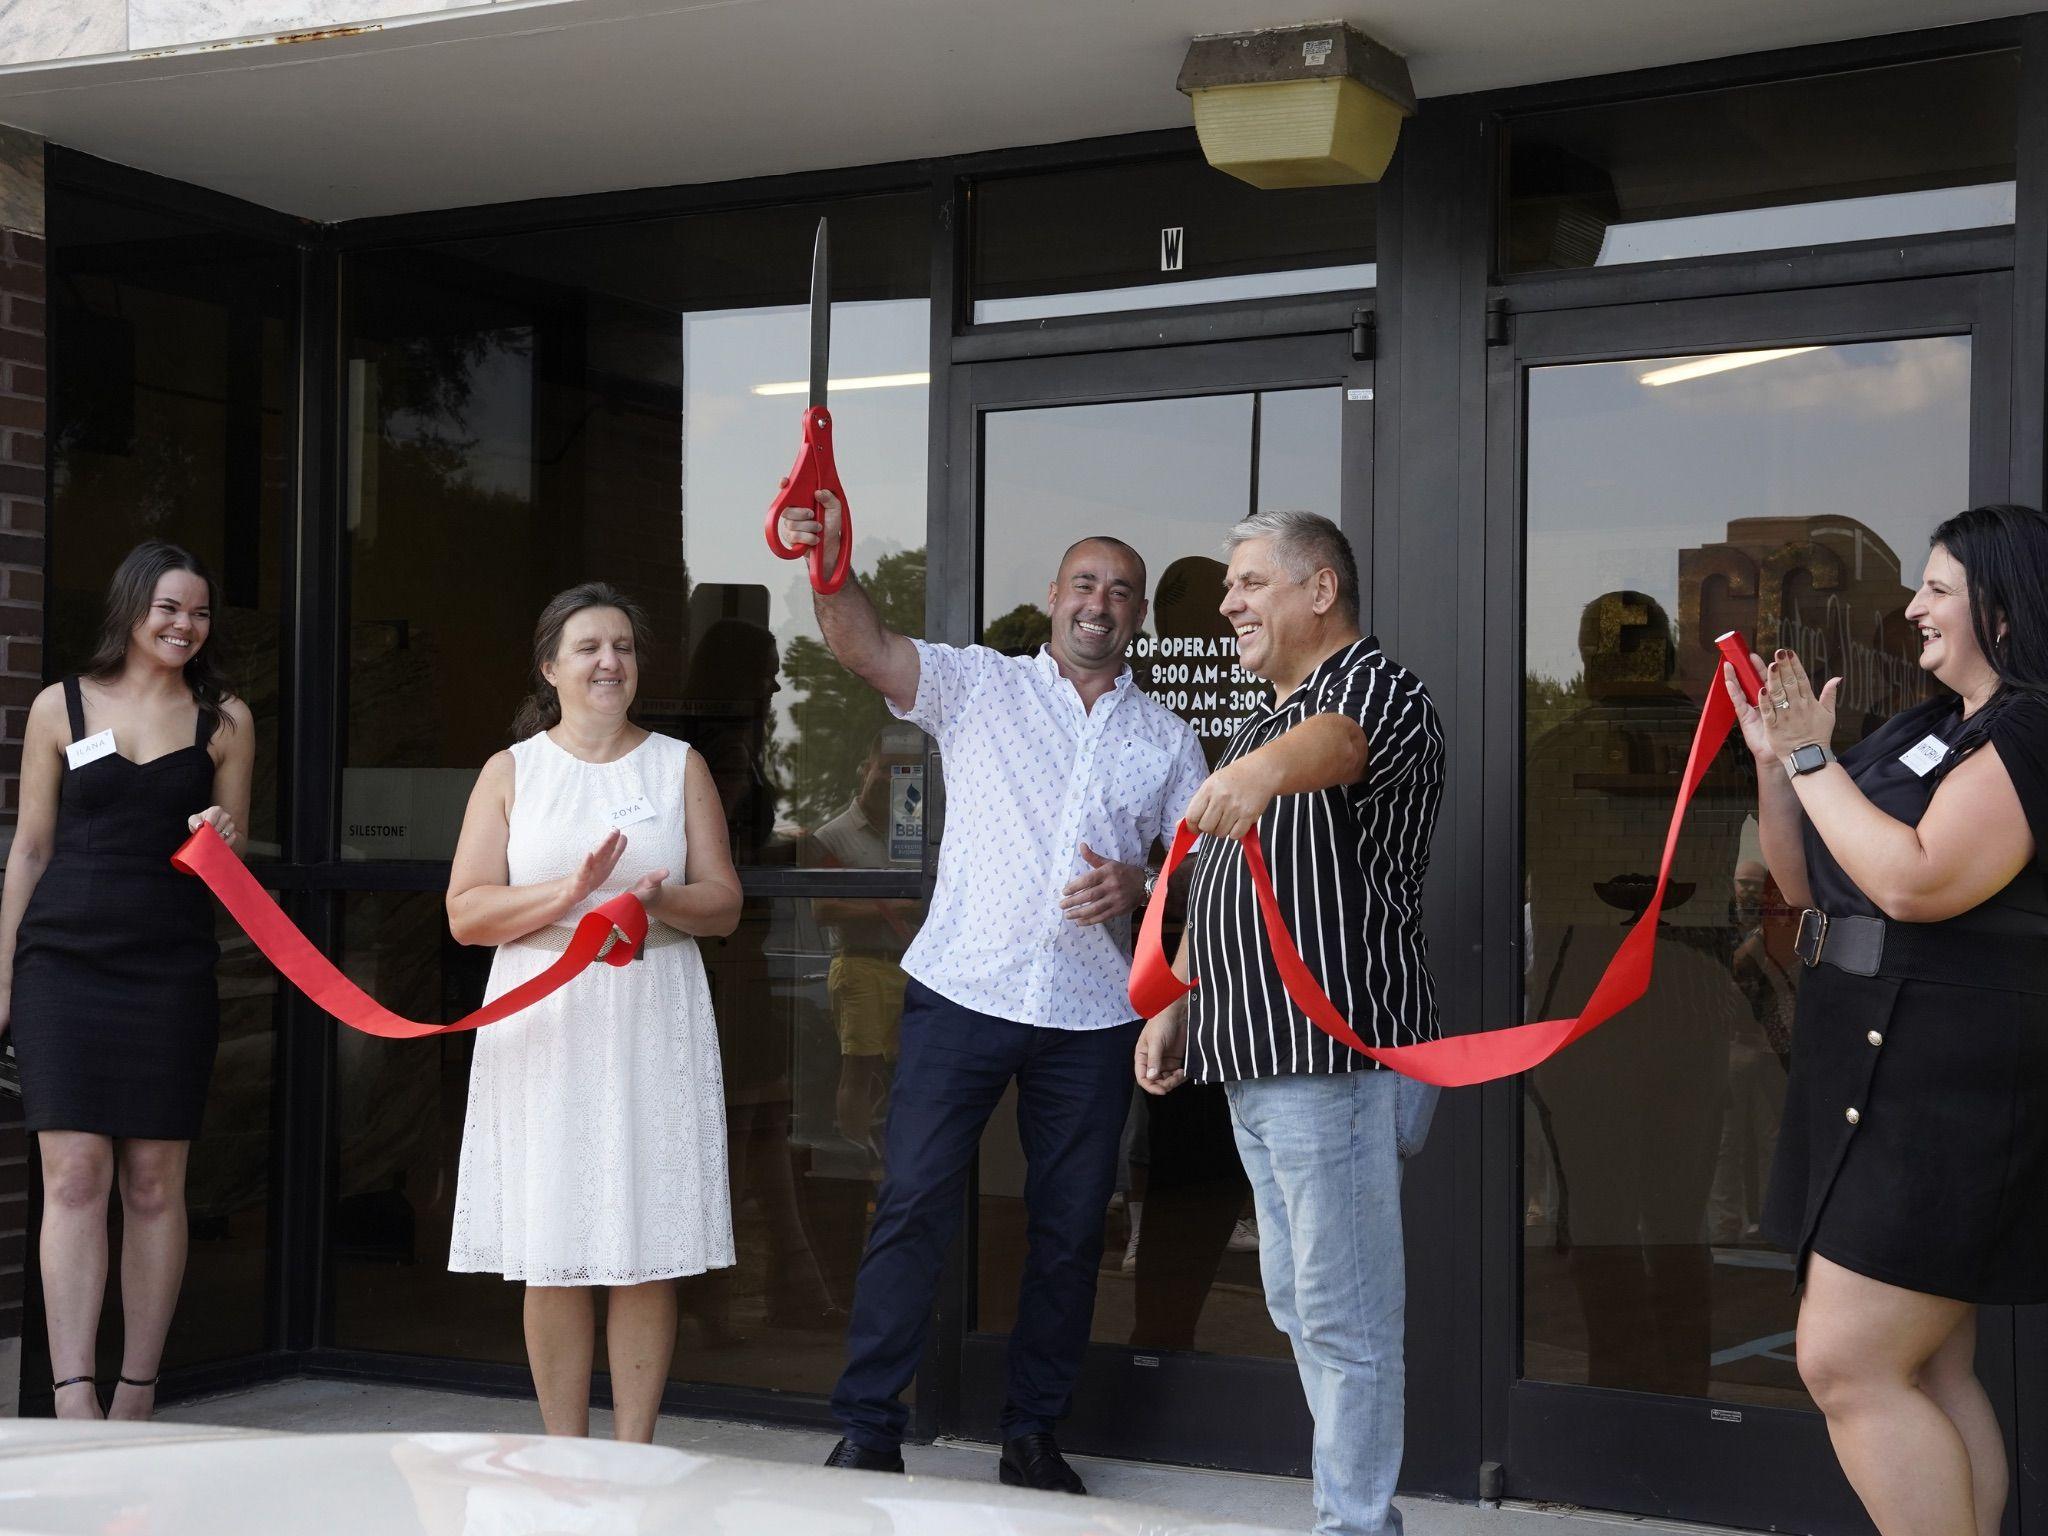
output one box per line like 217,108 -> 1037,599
765,406 -> 853,595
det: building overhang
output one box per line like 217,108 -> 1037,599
0,0 -> 2029,221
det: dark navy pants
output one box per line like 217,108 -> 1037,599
830,978 -> 1140,1451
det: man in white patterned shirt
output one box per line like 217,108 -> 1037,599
778,490 -> 1206,1493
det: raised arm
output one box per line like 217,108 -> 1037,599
1722,659 -> 1814,909
0,686 -> 68,1036
775,489 -> 921,713
1748,652 -> 2034,922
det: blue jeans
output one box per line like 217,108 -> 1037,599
831,979 -> 1139,1451
1226,1070 -> 1434,1536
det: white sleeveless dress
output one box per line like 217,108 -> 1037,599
449,730 -> 734,1285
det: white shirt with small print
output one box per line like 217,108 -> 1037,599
892,641 -> 1209,1030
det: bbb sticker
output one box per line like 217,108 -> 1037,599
65,730 -> 116,770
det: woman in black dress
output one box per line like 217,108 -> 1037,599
1724,504 -> 2048,1536
0,542 -> 254,1421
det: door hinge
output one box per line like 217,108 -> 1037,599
1350,307 -> 1376,361
1485,296 -> 1511,347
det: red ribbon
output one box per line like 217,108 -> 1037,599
1129,634 -> 1766,1088
172,824 -> 649,1039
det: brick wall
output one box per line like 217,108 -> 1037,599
0,129 -> 46,1415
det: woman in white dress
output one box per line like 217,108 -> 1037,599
446,582 -> 741,1441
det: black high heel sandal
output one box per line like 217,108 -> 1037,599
115,1373 -> 158,1390
52,1374 -> 95,1393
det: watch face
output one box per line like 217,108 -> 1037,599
1792,744 -> 1828,774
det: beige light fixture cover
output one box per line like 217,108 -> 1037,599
1178,22 -> 1416,188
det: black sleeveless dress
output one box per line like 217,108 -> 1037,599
1762,693 -> 2048,1302
12,677 -> 222,1139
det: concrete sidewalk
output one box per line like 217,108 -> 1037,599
158,1377 -> 1750,1536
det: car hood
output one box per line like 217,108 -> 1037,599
0,1422 -> 1296,1535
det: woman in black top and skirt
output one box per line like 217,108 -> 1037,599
0,542 -> 254,1420
1725,504 -> 2048,1536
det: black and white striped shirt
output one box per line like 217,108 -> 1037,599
1185,636 -> 1444,1084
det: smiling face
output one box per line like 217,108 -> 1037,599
1220,536 -> 1334,689
1045,540 -> 1147,674
1905,543 -> 2000,692
129,569 -> 212,673
542,605 -> 639,723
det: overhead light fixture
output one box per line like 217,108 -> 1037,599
1639,347 -> 1822,387
751,371 -> 931,397
1178,22 -> 1416,189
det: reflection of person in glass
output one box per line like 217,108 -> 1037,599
1707,850 -> 1793,1244
780,490 -> 1206,1491
679,617 -> 843,1337
684,617 -> 784,858
444,583 -> 743,1441
0,541 -> 254,1421
810,725 -> 922,1160
1122,553 -> 1253,1351
1731,505 -> 2048,1536
1523,590 -> 1744,1399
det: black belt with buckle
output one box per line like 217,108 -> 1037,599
1795,908 -> 2048,995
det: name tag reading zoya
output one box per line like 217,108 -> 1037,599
606,793 -> 657,829
1898,734 -> 1950,778
65,730 -> 116,770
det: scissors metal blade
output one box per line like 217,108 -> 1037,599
808,216 -> 830,409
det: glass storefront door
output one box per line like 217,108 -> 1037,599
1488,273 -> 2015,1531
949,332 -> 1372,1471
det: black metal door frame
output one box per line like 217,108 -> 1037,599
932,325 -> 1373,1472
1478,270 -> 2017,1533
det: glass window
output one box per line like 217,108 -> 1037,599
972,158 -> 1375,323
332,890 -> 924,1397
340,193 -> 931,866
982,388 -> 1339,756
1520,336 -> 1970,1408
975,386 -> 1347,1358
36,184 -> 295,1378
1505,52 -> 2018,273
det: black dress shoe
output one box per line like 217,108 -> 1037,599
998,1432 -> 1087,1494
823,1437 -> 905,1473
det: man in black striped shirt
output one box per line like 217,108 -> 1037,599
1136,510 -> 1443,1536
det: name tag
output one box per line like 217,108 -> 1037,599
1899,734 -> 1949,778
65,730 -> 116,770
606,794 -> 657,829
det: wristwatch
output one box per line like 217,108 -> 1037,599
1141,866 -> 1160,902
1783,742 -> 1836,779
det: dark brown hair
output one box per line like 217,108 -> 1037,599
83,540 -> 234,735
511,582 -> 651,741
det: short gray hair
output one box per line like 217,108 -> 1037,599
1225,510 -> 1359,624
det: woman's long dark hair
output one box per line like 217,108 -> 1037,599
1929,503 -> 2048,741
511,582 -> 651,741
82,540 -> 234,735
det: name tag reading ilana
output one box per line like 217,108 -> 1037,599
607,794 -> 657,829
1899,734 -> 1950,778
65,730 -> 116,770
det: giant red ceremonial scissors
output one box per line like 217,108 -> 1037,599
1130,632 -> 1768,1087
764,217 -> 853,595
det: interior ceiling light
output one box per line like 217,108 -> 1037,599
751,372 -> 931,397
1639,347 -> 1823,386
